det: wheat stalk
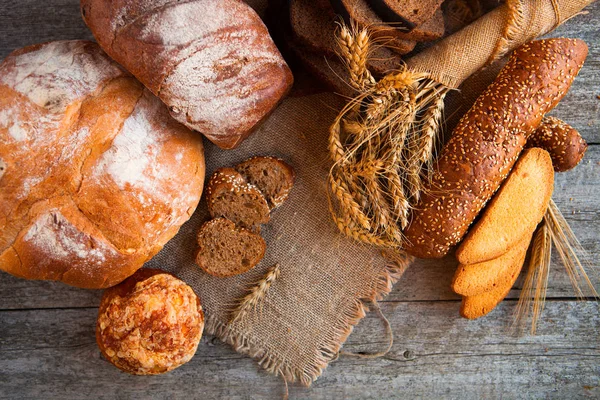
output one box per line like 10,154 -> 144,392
513,200 -> 599,334
230,264 -> 281,324
328,21 -> 449,248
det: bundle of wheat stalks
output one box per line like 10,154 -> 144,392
328,24 -> 447,247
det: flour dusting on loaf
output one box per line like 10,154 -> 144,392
82,0 -> 294,149
0,41 -> 124,112
0,40 -> 206,288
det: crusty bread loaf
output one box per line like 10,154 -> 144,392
460,248 -> 527,319
290,0 -> 410,74
527,116 -> 588,172
452,234 -> 532,297
196,218 -> 266,277
0,41 -> 205,289
97,268 -> 204,375
456,148 -> 554,265
235,156 -> 296,209
403,39 -> 588,259
331,0 -> 444,43
206,168 -> 271,231
81,0 -> 293,149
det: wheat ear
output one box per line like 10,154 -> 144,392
335,24 -> 375,90
230,264 -> 281,324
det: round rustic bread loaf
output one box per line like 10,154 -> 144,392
97,268 -> 204,375
0,40 -> 205,289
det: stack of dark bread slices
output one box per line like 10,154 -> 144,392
196,157 -> 295,278
287,0 -> 446,96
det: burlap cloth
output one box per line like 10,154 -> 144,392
146,93 -> 407,385
144,0 -> 593,386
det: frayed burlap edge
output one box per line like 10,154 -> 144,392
204,254 -> 411,387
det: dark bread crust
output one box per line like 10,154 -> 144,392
290,0 -> 408,76
403,38 -> 588,259
81,0 -> 293,149
368,0 -> 443,30
235,156 -> 296,209
527,116 -> 587,172
331,0 -> 444,42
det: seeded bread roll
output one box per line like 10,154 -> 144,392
81,0 -> 293,149
97,269 -> 204,375
206,168 -> 270,230
196,218 -> 266,277
527,116 -> 588,172
403,38 -> 588,259
0,41 -> 205,289
235,156 -> 296,209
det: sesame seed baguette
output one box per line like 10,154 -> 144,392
527,116 -> 588,172
403,38 -> 588,259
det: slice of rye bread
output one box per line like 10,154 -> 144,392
292,0 -> 415,62
196,218 -> 266,277
452,233 -> 532,297
460,245 -> 528,319
235,156 -> 296,209
368,0 -> 444,28
206,168 -> 270,230
331,0 -> 444,42
455,148 -> 554,265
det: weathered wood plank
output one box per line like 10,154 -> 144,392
0,301 -> 598,399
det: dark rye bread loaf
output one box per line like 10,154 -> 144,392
196,218 -> 266,277
290,0 -> 408,75
527,116 -> 588,172
403,38 -> 588,259
235,156 -> 296,209
331,0 -> 443,43
368,0 -> 444,29
206,168 -> 270,230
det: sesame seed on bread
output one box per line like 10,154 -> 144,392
195,218 -> 266,277
206,168 -> 270,231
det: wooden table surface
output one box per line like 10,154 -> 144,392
0,1 -> 599,399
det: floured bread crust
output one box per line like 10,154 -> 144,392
97,269 -> 204,375
0,40 -> 205,288
81,0 -> 293,149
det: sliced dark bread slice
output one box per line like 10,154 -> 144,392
196,218 -> 266,277
368,0 -> 444,28
331,0 -> 444,42
206,168 -> 270,230
235,156 -> 296,209
291,0 -> 415,60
